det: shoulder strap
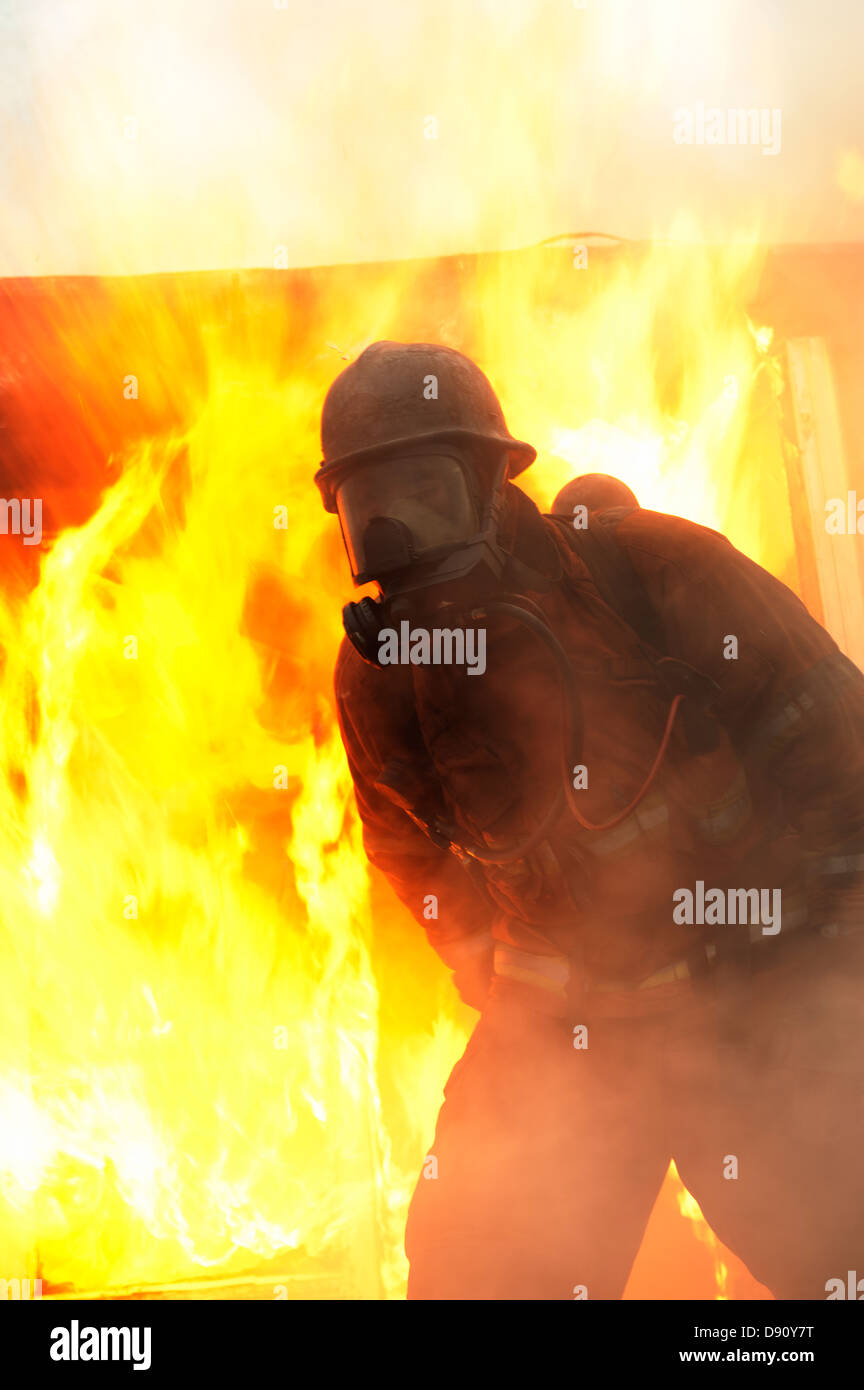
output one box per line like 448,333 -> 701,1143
546,511 -> 667,655
547,510 -> 722,753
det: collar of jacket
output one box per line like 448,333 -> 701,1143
499,483 -> 563,593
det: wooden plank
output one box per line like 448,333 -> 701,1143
785,338 -> 864,670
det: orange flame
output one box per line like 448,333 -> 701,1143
673,1163 -> 730,1300
0,235 -> 787,1296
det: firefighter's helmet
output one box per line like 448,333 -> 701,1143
315,340 -> 535,512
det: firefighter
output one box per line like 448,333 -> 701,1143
316,340 -> 864,1300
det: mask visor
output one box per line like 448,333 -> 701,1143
335,453 -> 478,582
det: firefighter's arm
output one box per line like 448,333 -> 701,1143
622,512 -> 864,930
334,643 -> 497,1006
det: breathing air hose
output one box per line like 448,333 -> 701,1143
435,596 -> 684,863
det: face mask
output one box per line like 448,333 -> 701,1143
335,451 -> 480,584
335,446 -> 510,664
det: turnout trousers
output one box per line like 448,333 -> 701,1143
405,933 -> 864,1300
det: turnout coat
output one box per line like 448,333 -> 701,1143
334,485 -> 864,1008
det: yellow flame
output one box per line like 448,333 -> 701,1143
673,1163 -> 729,1300
0,231 -> 789,1296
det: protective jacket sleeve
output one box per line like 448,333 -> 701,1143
334,636 -> 498,971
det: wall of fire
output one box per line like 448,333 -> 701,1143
1,240 -> 863,1295
2,241 -> 862,665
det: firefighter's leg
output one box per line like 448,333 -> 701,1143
405,999 -> 670,1300
667,935 -> 864,1300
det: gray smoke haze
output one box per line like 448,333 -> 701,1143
1,0 -> 863,276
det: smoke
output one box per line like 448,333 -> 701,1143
1,0 -> 863,276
